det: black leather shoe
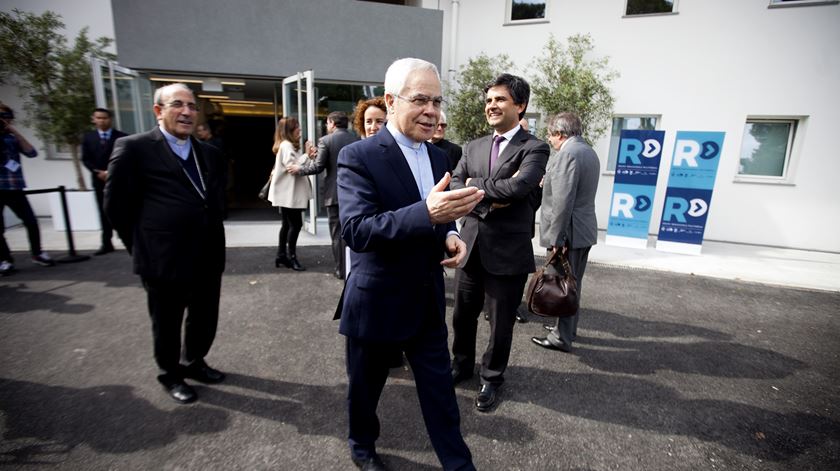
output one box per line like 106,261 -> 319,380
516,313 -> 528,323
451,366 -> 473,385
352,455 -> 387,470
475,383 -> 500,412
159,378 -> 197,404
276,254 -> 292,268
289,255 -> 306,271
531,336 -> 572,353
543,324 -> 555,332
184,361 -> 226,384
334,269 -> 343,280
94,245 -> 114,256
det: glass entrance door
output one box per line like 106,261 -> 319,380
282,71 -> 317,234
91,58 -> 154,134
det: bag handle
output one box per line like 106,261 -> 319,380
545,245 -> 575,280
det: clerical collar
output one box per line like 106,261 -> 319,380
386,121 -> 422,149
159,126 -> 190,147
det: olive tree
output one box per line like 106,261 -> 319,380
447,53 -> 513,144
0,9 -> 114,190
530,34 -> 618,144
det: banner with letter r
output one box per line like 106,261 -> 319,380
656,131 -> 725,255
606,129 -> 665,248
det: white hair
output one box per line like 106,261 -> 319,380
383,58 -> 440,97
439,110 -> 447,124
153,83 -> 194,106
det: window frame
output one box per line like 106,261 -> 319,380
734,116 -> 803,185
604,114 -> 662,174
768,0 -> 839,8
504,0 -> 550,26
623,0 -> 679,18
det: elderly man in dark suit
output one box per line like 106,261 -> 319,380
429,110 -> 462,171
288,110 -> 358,279
81,108 -> 126,255
105,83 -> 227,405
450,73 -> 549,412
337,58 -> 483,471
531,112 -> 600,353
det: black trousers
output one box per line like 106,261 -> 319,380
92,178 -> 113,248
346,306 -> 474,470
277,207 -> 304,257
142,271 -> 222,379
0,190 -> 42,261
451,247 -> 528,386
327,205 -> 345,275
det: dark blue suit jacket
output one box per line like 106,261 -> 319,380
336,127 -> 456,342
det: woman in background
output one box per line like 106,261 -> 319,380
268,117 -> 312,271
353,97 -> 387,138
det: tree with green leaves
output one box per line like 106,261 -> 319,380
447,53 -> 514,144
530,34 -> 618,144
0,9 -> 114,190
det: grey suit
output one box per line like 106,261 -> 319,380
451,128 -> 549,385
539,135 -> 600,347
297,127 -> 358,275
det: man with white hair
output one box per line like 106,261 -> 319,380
429,110 -> 463,171
105,83 -> 228,404
336,58 -> 482,470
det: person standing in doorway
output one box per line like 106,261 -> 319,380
268,116 -> 312,271
0,103 -> 55,276
82,108 -> 127,255
449,74 -> 549,412
287,111 -> 358,279
531,112 -> 600,353
105,84 -> 228,404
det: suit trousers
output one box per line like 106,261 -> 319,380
547,246 -> 591,347
327,205 -> 345,275
345,308 -> 474,470
451,247 -> 528,386
92,178 -> 113,248
142,271 -> 222,379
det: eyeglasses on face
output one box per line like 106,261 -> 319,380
436,123 -> 447,129
395,94 -> 445,109
161,100 -> 200,112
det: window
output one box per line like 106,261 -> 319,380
505,0 -> 548,24
624,0 -> 677,16
736,118 -> 798,182
606,115 -> 659,172
768,0 -> 839,8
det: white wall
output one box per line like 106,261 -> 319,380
0,0 -> 116,216
447,0 -> 840,252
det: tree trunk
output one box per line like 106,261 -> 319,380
70,144 -> 88,191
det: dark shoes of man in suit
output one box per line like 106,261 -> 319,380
94,244 -> 114,256
531,336 -> 572,353
158,375 -> 197,404
183,360 -> 226,384
451,365 -> 474,385
352,454 -> 388,471
475,383 -> 500,412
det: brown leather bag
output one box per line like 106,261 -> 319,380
525,247 -> 579,318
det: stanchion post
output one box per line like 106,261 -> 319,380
56,186 -> 90,264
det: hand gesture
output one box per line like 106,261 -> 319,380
441,234 -> 467,268
426,173 -> 484,225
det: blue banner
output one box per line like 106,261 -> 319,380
606,130 -> 665,248
656,131 -> 725,254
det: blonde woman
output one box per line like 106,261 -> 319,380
268,117 -> 311,271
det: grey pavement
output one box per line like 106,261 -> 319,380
1,228 -> 839,469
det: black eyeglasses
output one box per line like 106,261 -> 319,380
395,94 -> 445,109
161,100 -> 199,112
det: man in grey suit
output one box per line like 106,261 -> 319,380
288,111 -> 358,279
531,112 -> 600,353
450,73 -> 549,412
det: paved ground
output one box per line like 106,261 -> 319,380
1,246 -> 839,470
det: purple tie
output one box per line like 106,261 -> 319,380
489,135 -> 505,171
